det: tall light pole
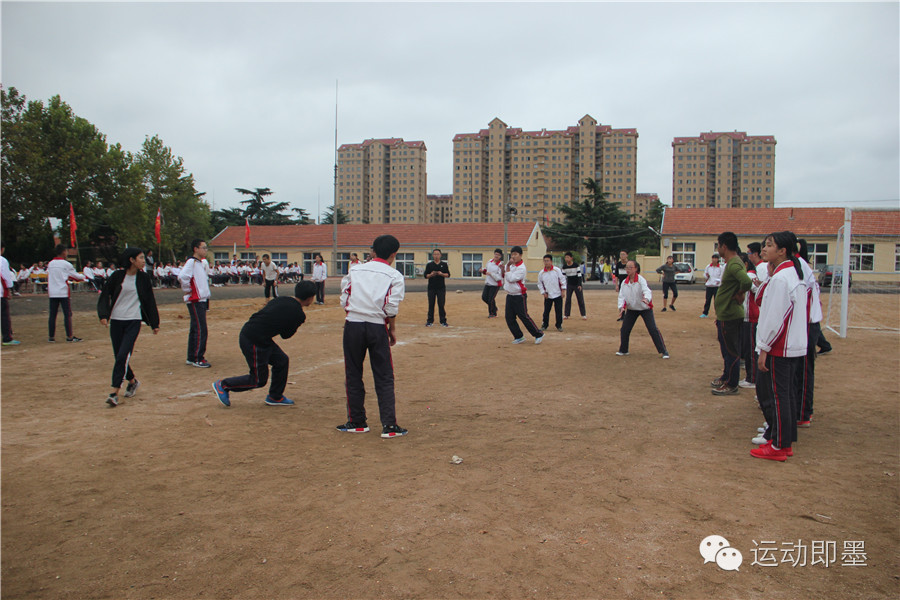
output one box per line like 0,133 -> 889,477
332,80 -> 338,274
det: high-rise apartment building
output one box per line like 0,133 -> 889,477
633,193 -> 659,220
337,138 -> 427,224
426,194 -> 452,224
672,132 -> 776,209
451,115 -> 638,224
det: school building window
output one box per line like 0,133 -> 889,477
808,243 -> 828,269
271,252 -> 288,267
303,252 -> 316,275
461,253 -> 483,278
335,252 -> 350,275
895,244 -> 900,272
849,243 -> 875,271
395,253 -> 416,278
240,252 -> 256,261
214,252 -> 229,262
671,242 -> 696,268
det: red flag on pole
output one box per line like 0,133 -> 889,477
154,207 -> 162,244
244,218 -> 251,248
69,203 -> 78,247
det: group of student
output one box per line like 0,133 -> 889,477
703,231 -> 828,462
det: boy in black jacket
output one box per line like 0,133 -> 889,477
212,281 -> 316,407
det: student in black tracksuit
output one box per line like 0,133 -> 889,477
212,281 -> 317,408
424,249 -> 450,327
97,247 -> 160,408
561,252 -> 586,319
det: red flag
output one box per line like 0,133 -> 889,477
154,207 -> 162,244
244,218 -> 251,248
69,203 -> 78,247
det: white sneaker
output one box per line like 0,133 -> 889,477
738,380 -> 755,388
752,434 -> 768,445
534,335 -> 544,345
616,351 -> 629,356
512,337 -> 526,344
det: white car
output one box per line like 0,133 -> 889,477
673,262 -> 696,284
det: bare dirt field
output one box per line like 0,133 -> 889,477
2,285 -> 898,599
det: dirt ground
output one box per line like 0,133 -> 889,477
1,286 -> 898,599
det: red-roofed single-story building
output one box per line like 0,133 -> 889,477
209,222 -> 548,278
654,207 -> 900,281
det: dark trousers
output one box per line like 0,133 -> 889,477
427,287 -> 447,324
343,320 -> 397,426
186,301 -> 208,363
564,286 -> 586,317
221,333 -> 289,399
482,285 -> 499,317
816,325 -> 832,353
795,322 -> 817,422
742,321 -> 758,384
662,281 -> 678,303
48,297 -> 73,338
315,281 -> 325,303
264,279 -> 278,299
619,309 -> 667,354
109,319 -> 141,388
542,296 -> 563,329
716,319 -> 742,387
505,294 -> 542,340
756,355 -> 801,449
1,297 -> 12,342
702,286 -> 717,315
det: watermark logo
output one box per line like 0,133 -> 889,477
700,535 -> 743,571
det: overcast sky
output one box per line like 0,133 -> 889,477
2,1 -> 898,220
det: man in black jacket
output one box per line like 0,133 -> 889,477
212,281 -> 316,407
424,249 -> 450,327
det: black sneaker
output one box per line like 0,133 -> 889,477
336,421 -> 369,433
124,380 -> 141,398
661,307 -> 667,312
106,394 -> 119,407
66,337 -> 83,343
670,306 -> 676,312
48,337 -> 55,343
381,424 -> 408,438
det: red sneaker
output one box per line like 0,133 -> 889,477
758,440 -> 793,457
797,420 -> 811,428
750,443 -> 790,461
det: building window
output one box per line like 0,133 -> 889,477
896,244 -> 900,272
395,253 -> 416,278
849,243 -> 875,271
214,252 -> 229,262
335,252 -> 350,275
807,243 -> 828,269
240,252 -> 256,261
671,242 -> 696,268
271,252 -> 288,267
303,252 -> 317,275
461,253 -> 483,278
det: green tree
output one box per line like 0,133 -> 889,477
211,207 -> 246,235
541,178 -> 636,279
634,199 -> 666,256
291,207 -> 313,225
235,187 -> 292,225
320,205 -> 348,225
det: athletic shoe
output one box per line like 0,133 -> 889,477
2,340 -> 21,346
755,440 -> 793,457
662,352 -> 670,359
441,322 -> 449,328
66,337 -> 83,343
710,378 -> 725,388
190,360 -> 212,368
711,384 -> 739,396
751,433 -> 768,445
512,337 -> 526,344
758,424 -> 768,433
797,420 -> 811,428
48,338 -> 55,342
750,443 -> 789,461
581,316 -> 587,320
425,323 -> 434,327
563,316 -> 569,320
534,335 -> 544,345
540,324 -> 548,331
265,396 -> 295,406
381,424 -> 408,438
186,360 -> 194,365
336,421 -> 369,433
556,327 -> 563,332
615,351 -> 629,356
212,380 -> 230,407
661,307 -> 667,312
817,348 -> 832,356
699,314 -> 708,318
124,379 -> 141,398
669,306 -> 676,312
738,380 -> 756,389
106,394 -> 119,407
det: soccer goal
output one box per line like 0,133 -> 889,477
822,208 -> 900,337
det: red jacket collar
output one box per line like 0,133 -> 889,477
372,258 -> 390,265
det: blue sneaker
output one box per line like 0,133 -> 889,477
2,339 -> 21,346
512,337 -> 526,344
265,395 -> 294,406
699,314 -> 708,318
212,380 -> 230,407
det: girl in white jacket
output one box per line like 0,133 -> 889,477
616,261 -> 668,358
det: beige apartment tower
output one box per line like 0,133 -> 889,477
451,115 -> 639,224
337,138 -> 427,224
672,131 -> 776,209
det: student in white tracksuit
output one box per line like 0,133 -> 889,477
537,254 -> 566,331
751,231 -> 808,461
178,239 -> 212,367
480,249 -> 504,318
616,261 -> 668,358
47,244 -> 86,342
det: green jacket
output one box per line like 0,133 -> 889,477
714,256 -> 752,321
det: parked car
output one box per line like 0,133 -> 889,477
818,264 -> 852,289
673,262 -> 696,284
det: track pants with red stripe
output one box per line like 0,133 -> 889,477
505,294 -> 541,340
186,301 -> 208,363
221,333 -> 289,399
757,355 -> 802,449
794,322 -> 817,422
343,321 -> 397,427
